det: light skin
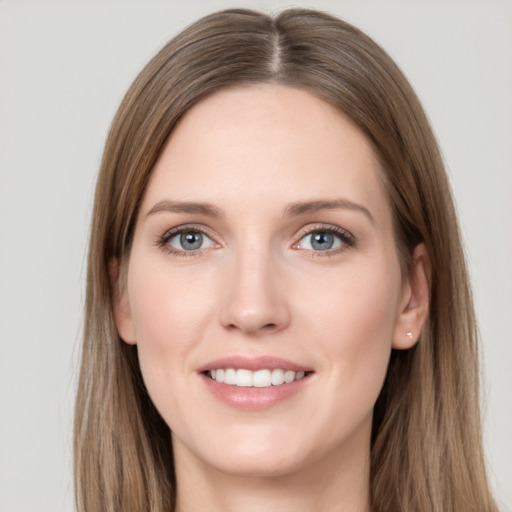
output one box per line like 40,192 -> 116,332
114,84 -> 430,512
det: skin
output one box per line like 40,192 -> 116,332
114,84 -> 430,512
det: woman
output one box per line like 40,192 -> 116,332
74,8 -> 498,512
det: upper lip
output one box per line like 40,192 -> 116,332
197,355 -> 312,373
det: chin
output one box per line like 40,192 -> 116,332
173,426 -> 315,479
208,450 -> 310,479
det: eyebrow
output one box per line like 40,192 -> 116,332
145,200 -> 223,218
283,199 -> 375,224
144,198 -> 374,224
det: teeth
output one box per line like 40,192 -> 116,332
207,368 -> 308,387
253,369 -> 272,387
284,370 -> 295,383
236,369 -> 253,387
224,368 -> 236,385
271,369 -> 285,385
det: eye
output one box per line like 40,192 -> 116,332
300,231 -> 342,251
158,227 -> 218,255
294,227 -> 354,254
170,231 -> 210,251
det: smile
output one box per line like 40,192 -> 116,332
198,356 -> 314,410
207,368 -> 309,387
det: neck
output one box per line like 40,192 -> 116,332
172,433 -> 371,512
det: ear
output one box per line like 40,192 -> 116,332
110,258 -> 137,345
392,243 -> 431,349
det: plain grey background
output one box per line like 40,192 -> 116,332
0,1 -> 510,510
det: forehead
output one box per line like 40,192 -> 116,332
142,84 -> 391,223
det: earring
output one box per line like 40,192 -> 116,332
406,332 -> 413,340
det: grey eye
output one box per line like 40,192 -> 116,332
169,231 -> 212,251
299,231 -> 343,251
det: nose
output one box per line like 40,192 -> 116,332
219,247 -> 290,336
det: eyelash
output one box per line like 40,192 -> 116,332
293,224 -> 355,256
156,223 -> 355,257
157,224 -> 216,257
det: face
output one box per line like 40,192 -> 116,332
115,84 -> 423,479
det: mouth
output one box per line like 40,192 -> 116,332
204,368 -> 312,387
197,356 -> 314,410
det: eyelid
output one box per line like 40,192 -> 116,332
157,223 -> 220,255
292,223 -> 355,254
155,222 -> 355,257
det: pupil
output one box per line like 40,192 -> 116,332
312,232 -> 333,250
180,232 -> 203,250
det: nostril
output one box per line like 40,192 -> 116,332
225,321 -> 278,333
220,295 -> 290,334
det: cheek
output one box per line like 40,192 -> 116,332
126,259 -> 217,404
306,259 -> 400,335
304,262 -> 401,407
128,257 -> 214,348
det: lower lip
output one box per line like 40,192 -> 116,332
200,373 -> 312,411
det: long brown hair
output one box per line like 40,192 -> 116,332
74,8 -> 498,511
